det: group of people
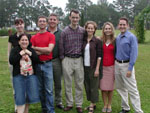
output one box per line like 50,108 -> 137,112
8,9 -> 143,113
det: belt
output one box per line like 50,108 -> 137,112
52,57 -> 58,60
40,60 -> 51,64
66,54 -> 81,58
116,59 -> 129,63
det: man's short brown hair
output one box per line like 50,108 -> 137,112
38,15 -> 47,22
48,13 -> 59,20
69,9 -> 80,16
119,17 -> 129,24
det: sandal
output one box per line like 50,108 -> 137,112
88,107 -> 94,113
102,108 -> 107,113
107,108 -> 112,113
85,105 -> 96,110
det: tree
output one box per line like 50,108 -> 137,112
64,0 -> 92,26
134,6 -> 150,43
112,0 -> 135,26
133,0 -> 150,29
18,0 -> 51,28
84,3 -> 119,28
63,0 -> 120,28
51,7 -> 64,20
133,0 -> 150,16
97,0 -> 108,5
0,0 -> 52,29
65,0 -> 79,12
0,0 -> 18,28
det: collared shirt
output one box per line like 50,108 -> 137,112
47,27 -> 62,59
115,30 -> 138,71
59,25 -> 85,59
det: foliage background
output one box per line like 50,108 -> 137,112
0,0 -> 150,29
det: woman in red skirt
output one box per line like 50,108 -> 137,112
100,22 -> 115,113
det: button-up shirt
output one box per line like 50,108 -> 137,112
59,25 -> 85,59
115,30 -> 138,71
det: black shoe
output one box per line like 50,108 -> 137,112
42,109 -> 47,113
76,107 -> 83,113
64,106 -> 73,111
56,104 -> 64,109
119,109 -> 130,113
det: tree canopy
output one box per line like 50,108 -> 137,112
0,0 -> 150,32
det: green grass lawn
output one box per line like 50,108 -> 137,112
0,31 -> 150,113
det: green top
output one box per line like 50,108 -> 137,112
47,27 -> 62,58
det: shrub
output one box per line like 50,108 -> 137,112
134,6 -> 150,43
0,28 -> 8,36
0,28 -> 16,36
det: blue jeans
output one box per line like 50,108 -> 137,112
36,61 -> 55,113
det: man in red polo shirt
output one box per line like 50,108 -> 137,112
31,16 -> 55,113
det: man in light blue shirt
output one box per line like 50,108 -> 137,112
115,17 -> 143,113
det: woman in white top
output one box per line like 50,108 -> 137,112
83,21 -> 102,113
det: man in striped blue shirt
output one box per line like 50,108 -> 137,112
115,17 -> 143,113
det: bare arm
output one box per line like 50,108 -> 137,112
32,43 -> 55,55
94,58 -> 101,77
7,42 -> 12,66
8,42 -> 12,58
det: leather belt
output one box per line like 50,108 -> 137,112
40,60 -> 51,64
66,54 -> 81,58
52,57 -> 58,60
116,59 -> 129,63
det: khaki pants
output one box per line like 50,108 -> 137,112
115,61 -> 143,113
62,57 -> 84,107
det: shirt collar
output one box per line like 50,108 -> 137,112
91,36 -> 96,42
47,27 -> 58,34
69,25 -> 79,30
86,36 -> 96,42
119,30 -> 129,38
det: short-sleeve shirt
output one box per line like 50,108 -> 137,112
30,31 -> 55,61
9,33 -> 31,48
